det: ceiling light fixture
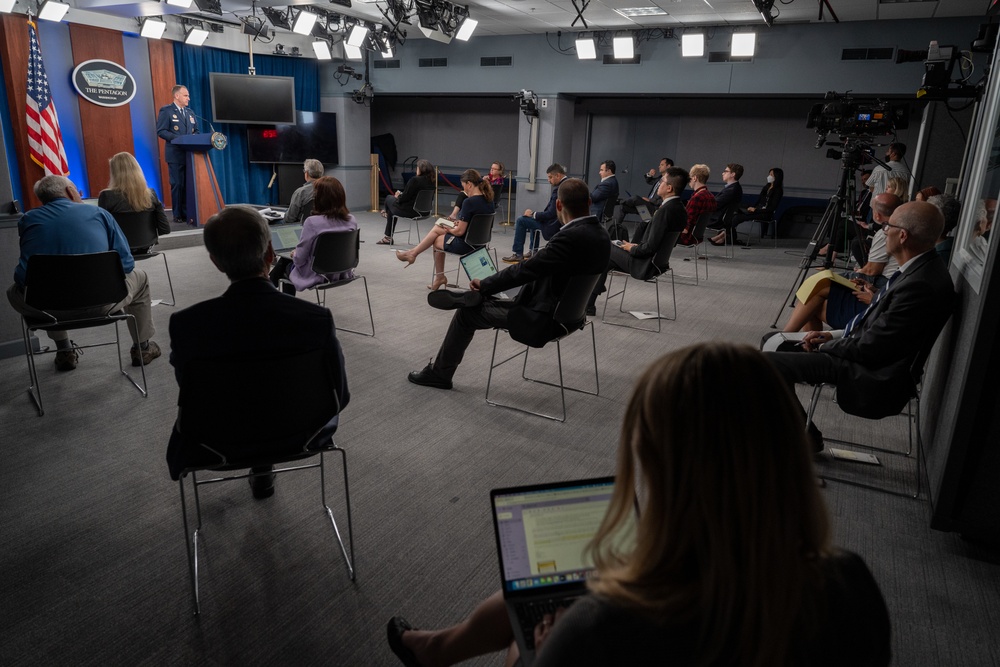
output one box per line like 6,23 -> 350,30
731,31 -> 756,57
292,9 -> 318,35
184,25 -> 209,45
37,0 -> 69,22
347,23 -> 369,47
614,6 -> 668,18
262,7 -> 291,30
455,17 -> 477,41
313,40 -> 332,60
140,17 -> 167,39
344,43 -> 363,60
681,32 -> 704,57
166,0 -> 193,8
613,34 -> 635,60
576,35 -> 597,60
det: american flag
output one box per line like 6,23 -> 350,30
26,19 -> 69,177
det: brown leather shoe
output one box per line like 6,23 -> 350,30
54,347 -> 78,371
130,340 -> 162,367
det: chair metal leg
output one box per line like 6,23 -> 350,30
320,449 -> 356,581
323,277 -> 376,337
159,253 -> 176,306
22,322 -> 43,416
179,473 -> 203,615
121,316 -> 148,398
602,271 -> 675,333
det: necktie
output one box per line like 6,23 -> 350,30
843,270 -> 900,337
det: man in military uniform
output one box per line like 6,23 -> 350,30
156,85 -> 199,225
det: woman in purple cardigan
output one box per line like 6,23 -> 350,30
269,176 -> 357,295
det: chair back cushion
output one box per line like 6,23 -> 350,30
644,231 -> 682,278
413,189 -> 436,216
463,213 -> 495,248
24,252 -> 128,312
174,348 -> 342,470
111,210 -> 158,253
508,273 -> 601,347
692,211 -> 714,240
311,228 -> 361,275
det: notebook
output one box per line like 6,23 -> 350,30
459,247 -> 522,300
270,224 -> 303,256
491,477 -> 631,666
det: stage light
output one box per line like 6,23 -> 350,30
166,0 -> 193,7
262,7 -> 291,30
344,43 -> 363,60
37,0 -> 69,22
731,32 -> 756,57
184,25 -> 209,45
0,0 -> 16,12
347,24 -> 369,47
313,40 -> 332,60
140,17 -> 167,39
613,35 -> 634,60
576,36 -> 596,60
292,10 -> 318,35
682,33 -> 704,57
455,17 -> 477,41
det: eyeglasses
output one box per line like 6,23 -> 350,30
882,222 -> 907,232
722,169 -> 731,173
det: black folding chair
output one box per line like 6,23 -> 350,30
602,231 -> 681,333
392,189 -> 436,245
111,209 -> 175,305
435,212 -> 497,287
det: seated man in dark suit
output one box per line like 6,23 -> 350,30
409,178 -> 611,389
166,206 -> 350,498
502,163 -> 568,264
765,201 -> 955,452
610,157 -> 673,231
707,163 -> 744,245
590,160 -> 619,220
586,167 -> 689,315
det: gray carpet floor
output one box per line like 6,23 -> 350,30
1,212 -> 998,666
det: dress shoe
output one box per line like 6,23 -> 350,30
407,364 -> 452,390
585,305 -> 597,317
131,340 -> 162,367
250,467 -> 276,499
523,250 -> 534,259
427,275 -> 448,291
54,346 -> 79,371
709,237 -> 726,246
386,616 -> 423,667
427,289 -> 483,310
501,253 -> 523,264
396,250 -> 415,267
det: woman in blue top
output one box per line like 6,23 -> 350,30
396,169 -> 495,290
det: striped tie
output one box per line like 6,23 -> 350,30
843,270 -> 900,338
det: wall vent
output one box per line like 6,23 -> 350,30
418,58 -> 448,68
480,56 -> 513,67
708,51 -> 752,63
602,54 -> 641,65
841,47 -> 894,61
374,60 -> 401,69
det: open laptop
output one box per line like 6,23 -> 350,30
270,224 -> 303,257
459,247 -> 522,300
491,477 -> 631,666
637,204 -> 653,223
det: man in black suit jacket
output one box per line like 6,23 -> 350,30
586,166 -> 689,314
156,85 -> 199,224
766,201 -> 955,450
166,206 -> 350,497
409,178 -> 611,389
590,160 -> 619,219
709,163 -> 744,243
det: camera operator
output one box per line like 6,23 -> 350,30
867,143 -> 911,197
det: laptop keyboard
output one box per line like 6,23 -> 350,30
515,596 -> 581,650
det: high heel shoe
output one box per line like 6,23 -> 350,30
427,275 -> 447,291
396,250 -> 415,267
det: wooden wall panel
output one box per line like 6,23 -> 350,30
0,14 -> 42,209
68,24 -> 132,197
147,39 -> 176,209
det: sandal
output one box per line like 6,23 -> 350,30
376,236 -> 393,245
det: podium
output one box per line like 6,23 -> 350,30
172,134 -> 225,227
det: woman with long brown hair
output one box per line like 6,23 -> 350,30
98,152 -> 170,253
387,343 -> 890,667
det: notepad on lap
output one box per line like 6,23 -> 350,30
796,269 -> 859,304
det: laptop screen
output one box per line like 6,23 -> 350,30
492,478 -> 619,594
270,224 -> 303,252
460,247 -> 498,283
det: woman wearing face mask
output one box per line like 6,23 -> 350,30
710,167 -> 784,246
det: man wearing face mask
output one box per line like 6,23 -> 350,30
866,143 -> 910,197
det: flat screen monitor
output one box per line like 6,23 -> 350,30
209,73 -> 296,125
246,111 -> 339,166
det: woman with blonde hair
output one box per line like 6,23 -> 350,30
387,343 -> 890,667
885,176 -> 910,202
98,152 -> 170,252
395,168 -> 495,291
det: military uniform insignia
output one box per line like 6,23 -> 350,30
173,125 -> 179,131
172,114 -> 178,119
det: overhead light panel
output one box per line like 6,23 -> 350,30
455,17 -> 477,41
140,17 -> 167,39
184,25 -> 209,45
313,40 -> 332,60
344,43 -> 363,60
613,35 -> 634,60
731,32 -> 756,57
576,36 -> 596,60
682,33 -> 704,57
0,0 -> 17,12
37,0 -> 70,22
292,10 -> 318,35
166,0 -> 193,7
347,23 -> 369,47
614,6 -> 668,18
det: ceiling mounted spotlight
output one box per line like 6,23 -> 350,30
166,0 -> 193,7
262,7 -> 291,30
347,23 -> 369,47
37,0 -> 70,22
140,17 -> 167,39
184,24 -> 209,45
750,0 -> 775,27
193,0 -> 222,16
455,16 -> 477,41
292,9 -> 318,35
681,32 -> 704,57
576,35 -> 596,60
344,43 -> 363,60
313,40 -> 333,60
613,34 -> 634,60
731,31 -> 756,57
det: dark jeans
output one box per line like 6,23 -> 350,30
384,195 -> 417,237
613,194 -> 655,226
764,350 -> 846,434
432,299 -> 513,381
268,256 -> 296,295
